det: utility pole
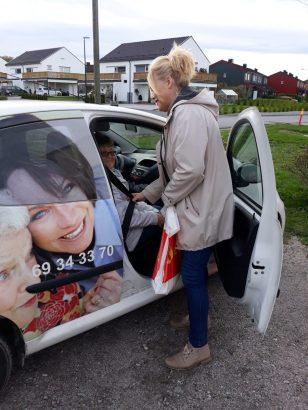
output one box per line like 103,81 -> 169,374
92,0 -> 101,104
83,36 -> 90,98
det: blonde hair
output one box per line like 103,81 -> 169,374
148,45 -> 196,89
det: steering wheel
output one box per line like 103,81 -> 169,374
130,163 -> 159,184
115,154 -> 136,180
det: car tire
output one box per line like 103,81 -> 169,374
0,336 -> 12,394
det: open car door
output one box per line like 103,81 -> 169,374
215,107 -> 283,334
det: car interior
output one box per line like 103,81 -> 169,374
90,115 -> 261,297
90,117 -> 160,188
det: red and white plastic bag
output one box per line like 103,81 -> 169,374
152,206 -> 181,295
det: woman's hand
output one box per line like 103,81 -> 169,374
132,192 -> 145,202
85,270 -> 123,313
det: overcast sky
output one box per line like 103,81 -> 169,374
1,0 -> 308,79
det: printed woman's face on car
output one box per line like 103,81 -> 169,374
7,169 -> 95,254
0,228 -> 39,329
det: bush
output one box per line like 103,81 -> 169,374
0,95 -> 7,100
21,93 -> 47,100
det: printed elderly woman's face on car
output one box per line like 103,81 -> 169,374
7,168 -> 95,254
0,228 -> 39,329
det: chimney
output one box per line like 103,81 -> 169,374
254,68 -> 258,72
243,63 -> 247,68
289,73 -> 293,77
283,70 -> 287,74
228,59 -> 234,63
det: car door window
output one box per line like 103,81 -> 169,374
228,121 -> 263,210
0,111 -> 123,340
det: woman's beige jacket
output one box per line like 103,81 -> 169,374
143,89 -> 234,251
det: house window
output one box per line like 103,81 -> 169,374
281,81 -> 284,85
223,73 -> 227,78
245,73 -> 251,81
26,68 -> 33,73
263,78 -> 267,85
257,76 -> 262,83
252,75 -> 257,82
47,65 -> 52,71
15,68 -> 21,74
135,64 -> 149,73
59,66 -> 71,73
115,66 -> 126,73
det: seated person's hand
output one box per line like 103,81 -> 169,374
157,213 -> 165,228
85,270 -> 123,313
132,192 -> 145,202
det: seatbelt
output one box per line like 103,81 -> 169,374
104,167 -> 136,251
105,166 -> 133,199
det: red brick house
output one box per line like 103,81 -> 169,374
268,71 -> 305,96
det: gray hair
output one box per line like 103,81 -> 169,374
0,190 -> 30,237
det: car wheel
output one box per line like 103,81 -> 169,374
0,336 -> 12,394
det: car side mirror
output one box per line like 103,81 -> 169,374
238,163 -> 261,184
125,124 -> 137,132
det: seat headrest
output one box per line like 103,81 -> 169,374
99,121 -> 110,132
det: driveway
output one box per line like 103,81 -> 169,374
1,237 -> 306,409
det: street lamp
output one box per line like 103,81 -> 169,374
83,36 -> 90,98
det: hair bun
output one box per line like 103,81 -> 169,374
148,45 -> 196,88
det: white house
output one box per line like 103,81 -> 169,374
6,47 -> 84,95
0,57 -> 11,85
100,36 -> 217,103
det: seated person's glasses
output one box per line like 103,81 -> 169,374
100,149 -> 116,158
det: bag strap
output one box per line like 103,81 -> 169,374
160,133 -> 170,184
104,166 -> 136,251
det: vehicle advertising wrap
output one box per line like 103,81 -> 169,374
0,112 -> 124,341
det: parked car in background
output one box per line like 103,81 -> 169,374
59,89 -> 70,96
35,87 -> 61,96
0,101 -> 285,394
0,86 -> 27,96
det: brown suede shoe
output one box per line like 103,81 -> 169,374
165,342 -> 212,370
170,314 -> 211,330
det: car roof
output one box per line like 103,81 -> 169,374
0,100 -> 165,123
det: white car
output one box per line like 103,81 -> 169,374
35,87 -> 61,96
0,101 -> 285,393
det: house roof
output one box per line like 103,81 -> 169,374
6,47 -> 63,66
100,36 -> 191,63
210,59 -> 267,77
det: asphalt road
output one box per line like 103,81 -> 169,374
218,112 -> 308,128
136,108 -> 308,128
1,237 -> 306,409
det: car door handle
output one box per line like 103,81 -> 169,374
251,262 -> 265,270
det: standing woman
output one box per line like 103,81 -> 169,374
133,46 -> 234,370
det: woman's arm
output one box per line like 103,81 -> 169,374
114,197 -> 159,228
142,177 -> 164,204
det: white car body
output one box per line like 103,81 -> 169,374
0,100 -> 284,363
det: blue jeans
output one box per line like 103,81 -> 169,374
180,247 -> 212,348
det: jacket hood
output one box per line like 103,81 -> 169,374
166,87 -> 219,123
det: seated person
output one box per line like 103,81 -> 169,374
97,135 -> 164,276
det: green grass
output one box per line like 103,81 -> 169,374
47,96 -> 80,101
222,124 -> 308,244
